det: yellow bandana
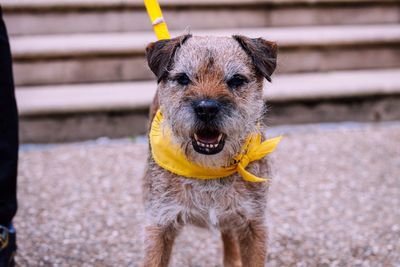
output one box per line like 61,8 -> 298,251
149,110 -> 282,182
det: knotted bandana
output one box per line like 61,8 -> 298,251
149,110 -> 282,182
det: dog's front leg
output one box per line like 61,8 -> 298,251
238,221 -> 268,267
221,231 -> 242,267
142,224 -> 178,267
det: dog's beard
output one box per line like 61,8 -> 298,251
164,106 -> 261,169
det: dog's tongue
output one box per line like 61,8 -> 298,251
196,133 -> 220,144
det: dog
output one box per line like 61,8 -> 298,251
142,34 -> 278,267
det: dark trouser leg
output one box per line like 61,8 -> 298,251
0,7 -> 19,227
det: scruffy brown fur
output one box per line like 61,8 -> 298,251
142,34 -> 277,267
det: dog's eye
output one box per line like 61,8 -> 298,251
227,74 -> 248,89
175,73 -> 191,86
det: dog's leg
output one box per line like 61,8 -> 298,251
238,221 -> 267,267
142,224 -> 178,267
221,231 -> 242,267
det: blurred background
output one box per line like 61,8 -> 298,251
1,0 -> 399,143
1,0 -> 400,266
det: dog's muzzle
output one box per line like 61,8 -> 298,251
191,99 -> 226,155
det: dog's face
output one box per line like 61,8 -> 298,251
146,35 -> 277,167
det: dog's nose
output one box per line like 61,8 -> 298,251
194,99 -> 220,122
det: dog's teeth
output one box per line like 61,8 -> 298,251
194,134 -> 223,150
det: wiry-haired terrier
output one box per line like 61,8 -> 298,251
142,34 -> 278,267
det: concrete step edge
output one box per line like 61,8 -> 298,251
10,25 -> 400,60
16,68 -> 400,116
3,0 -> 397,11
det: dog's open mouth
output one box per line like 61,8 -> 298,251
192,130 -> 225,155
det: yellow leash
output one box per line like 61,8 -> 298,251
144,0 -> 171,40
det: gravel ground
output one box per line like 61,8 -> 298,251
15,122 -> 400,267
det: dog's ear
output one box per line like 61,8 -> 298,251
145,34 -> 192,83
232,35 -> 278,82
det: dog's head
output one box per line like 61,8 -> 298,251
146,35 -> 277,168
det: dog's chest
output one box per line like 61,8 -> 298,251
147,171 -> 267,229
144,159 -> 269,228
179,178 -> 255,228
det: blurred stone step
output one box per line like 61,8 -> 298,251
16,68 -> 400,142
10,24 -> 400,86
2,0 -> 399,36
